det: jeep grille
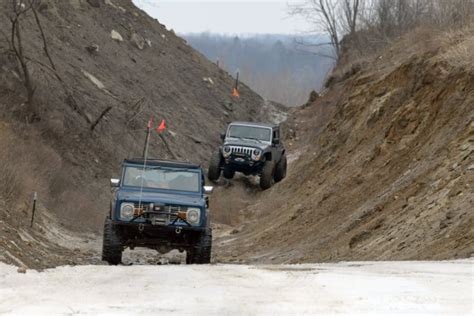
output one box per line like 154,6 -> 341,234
134,203 -> 186,225
230,146 -> 254,156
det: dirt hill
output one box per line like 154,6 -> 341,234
0,0 -> 274,268
215,27 -> 474,263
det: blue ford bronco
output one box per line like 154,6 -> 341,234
102,159 -> 213,265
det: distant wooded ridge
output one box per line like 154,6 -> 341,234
183,33 -> 335,106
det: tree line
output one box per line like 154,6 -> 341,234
291,0 -> 473,60
184,33 -> 335,106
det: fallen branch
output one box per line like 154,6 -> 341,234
90,106 -> 112,131
126,97 -> 146,126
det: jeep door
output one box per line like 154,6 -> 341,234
271,128 -> 283,162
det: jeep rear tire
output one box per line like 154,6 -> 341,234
223,169 -> 235,179
208,151 -> 222,181
260,160 -> 275,190
274,154 -> 287,183
188,228 -> 212,264
101,217 -> 123,265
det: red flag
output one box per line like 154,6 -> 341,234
232,87 -> 240,98
156,119 -> 166,133
147,116 -> 154,130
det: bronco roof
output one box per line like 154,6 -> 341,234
229,121 -> 278,129
123,159 -> 201,169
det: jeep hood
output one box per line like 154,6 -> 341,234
117,190 -> 204,207
224,139 -> 269,150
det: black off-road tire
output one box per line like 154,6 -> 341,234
223,169 -> 235,179
274,154 -> 287,183
101,217 -> 123,265
260,160 -> 275,190
208,151 -> 222,181
188,228 -> 212,264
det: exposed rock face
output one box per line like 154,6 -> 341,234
110,30 -> 123,42
87,0 -> 100,8
85,44 -> 100,54
130,33 -> 145,50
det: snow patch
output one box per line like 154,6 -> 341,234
0,260 -> 471,315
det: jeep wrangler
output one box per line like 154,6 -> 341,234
102,159 -> 213,265
208,121 -> 287,190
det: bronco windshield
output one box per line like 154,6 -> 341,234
122,166 -> 201,192
227,125 -> 271,142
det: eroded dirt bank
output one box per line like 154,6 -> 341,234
1,2 -> 473,269
214,28 -> 474,264
0,0 -> 269,268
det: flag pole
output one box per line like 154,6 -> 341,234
235,69 -> 239,90
231,69 -> 240,98
138,117 -> 153,210
142,124 -> 151,158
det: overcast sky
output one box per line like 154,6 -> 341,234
132,0 -> 310,35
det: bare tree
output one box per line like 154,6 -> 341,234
3,0 -> 100,126
291,0 -> 365,60
6,0 -> 37,119
341,0 -> 361,36
291,0 -> 342,58
433,0 -> 474,28
292,0 -> 473,64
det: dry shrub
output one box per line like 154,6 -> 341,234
0,151 -> 22,203
0,121 -> 105,231
0,126 -> 29,204
325,57 -> 371,88
437,27 -> 474,70
0,122 -> 61,208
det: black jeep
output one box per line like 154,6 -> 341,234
208,121 -> 287,190
102,159 -> 213,265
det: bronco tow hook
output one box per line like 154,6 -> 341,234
138,223 -> 145,232
175,227 -> 182,234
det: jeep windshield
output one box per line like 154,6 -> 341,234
122,166 -> 201,193
227,125 -> 271,142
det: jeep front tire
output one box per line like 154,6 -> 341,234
260,160 -> 275,190
274,154 -> 287,183
101,217 -> 123,265
208,151 -> 222,181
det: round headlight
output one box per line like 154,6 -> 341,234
252,149 -> 262,161
187,208 -> 200,225
223,146 -> 231,157
120,203 -> 134,219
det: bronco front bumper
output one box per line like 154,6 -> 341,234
112,220 -> 205,247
